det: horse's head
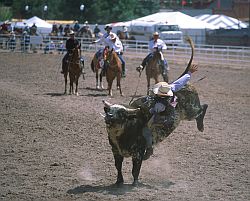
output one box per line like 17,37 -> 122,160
70,47 -> 80,61
103,48 -> 114,64
151,46 -> 163,60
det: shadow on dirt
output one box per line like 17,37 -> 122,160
45,92 -> 65,97
79,87 -> 107,97
67,181 -> 175,196
67,183 -> 152,196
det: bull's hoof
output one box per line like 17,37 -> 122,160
115,180 -> 124,187
132,180 -> 139,187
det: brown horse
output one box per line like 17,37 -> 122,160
145,49 -> 168,94
90,48 -> 108,89
64,47 -> 82,95
105,49 -> 123,96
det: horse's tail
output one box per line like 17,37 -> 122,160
91,59 -> 95,73
177,36 -> 194,79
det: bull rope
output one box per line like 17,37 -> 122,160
192,75 -> 207,84
129,71 -> 142,106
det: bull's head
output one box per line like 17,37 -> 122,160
102,100 -> 140,126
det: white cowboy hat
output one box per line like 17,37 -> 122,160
152,82 -> 173,97
153,32 -> 159,36
69,30 -> 75,35
110,33 -> 116,40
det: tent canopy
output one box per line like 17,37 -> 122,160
194,14 -> 247,29
12,16 -> 52,34
25,16 -> 52,28
132,12 -> 216,29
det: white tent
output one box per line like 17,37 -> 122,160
134,12 -> 216,30
194,14 -> 247,29
13,16 -> 52,34
122,12 -> 217,44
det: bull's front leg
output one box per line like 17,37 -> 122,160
132,152 -> 143,186
114,154 -> 124,185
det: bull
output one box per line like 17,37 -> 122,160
102,37 -> 208,186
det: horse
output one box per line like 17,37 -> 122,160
77,27 -> 93,39
90,47 -> 109,89
104,49 -> 123,96
145,48 -> 169,94
63,47 -> 82,95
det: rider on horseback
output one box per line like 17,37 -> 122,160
137,32 -> 169,77
107,33 -> 126,78
92,26 -> 118,74
61,30 -> 82,74
142,64 -> 208,160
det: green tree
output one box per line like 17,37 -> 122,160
10,0 -> 161,23
0,4 -> 12,21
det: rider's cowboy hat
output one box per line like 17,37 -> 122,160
104,25 -> 112,31
152,82 -> 173,97
69,30 -> 75,35
153,32 -> 159,36
110,33 -> 116,40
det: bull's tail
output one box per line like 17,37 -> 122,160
177,36 -> 194,79
91,59 -> 95,73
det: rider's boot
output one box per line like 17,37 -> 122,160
121,64 -> 126,78
196,104 -> 208,132
142,127 -> 153,160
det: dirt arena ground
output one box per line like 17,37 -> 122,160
0,51 -> 249,201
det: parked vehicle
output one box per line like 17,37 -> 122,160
206,28 -> 250,47
128,21 -> 183,45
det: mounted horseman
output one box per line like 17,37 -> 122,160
102,37 -> 208,186
137,31 -> 169,83
91,26 -> 119,89
61,30 -> 84,75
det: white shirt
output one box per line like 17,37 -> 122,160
107,37 -> 123,53
95,31 -> 117,46
148,39 -> 167,52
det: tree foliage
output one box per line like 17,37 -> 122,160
0,4 -> 12,21
6,0 -> 160,23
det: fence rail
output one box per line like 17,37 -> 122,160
1,34 -> 249,68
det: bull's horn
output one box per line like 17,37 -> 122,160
102,100 -> 112,108
125,107 -> 140,114
99,113 -> 106,118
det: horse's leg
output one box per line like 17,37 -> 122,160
69,77 -> 73,95
64,73 -> 67,94
117,76 -> 123,96
96,71 -> 99,89
107,79 -> 113,96
100,72 -> 104,89
75,76 -> 79,96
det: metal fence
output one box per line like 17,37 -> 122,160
1,34 -> 250,68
